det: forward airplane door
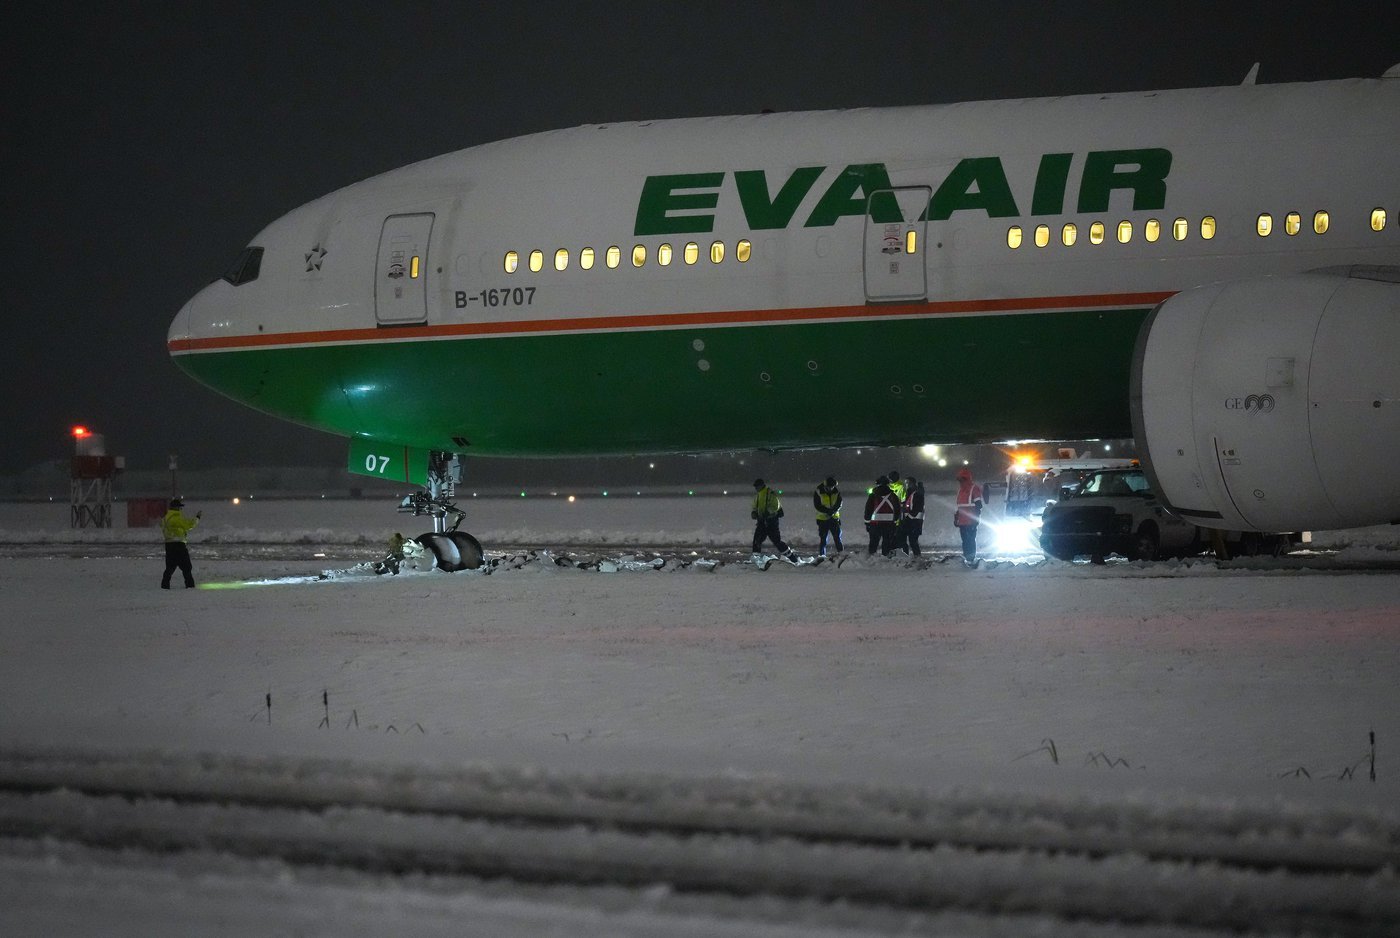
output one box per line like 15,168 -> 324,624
863,186 -> 930,303
375,213 -> 434,325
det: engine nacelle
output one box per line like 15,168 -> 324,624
1131,268 -> 1400,532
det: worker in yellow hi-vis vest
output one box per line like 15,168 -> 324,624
813,476 -> 844,556
160,497 -> 201,589
751,478 -> 797,561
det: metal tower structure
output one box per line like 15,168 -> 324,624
69,427 -> 123,529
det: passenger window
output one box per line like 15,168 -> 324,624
222,246 -> 264,286
1089,222 -> 1105,245
1172,218 -> 1188,241
529,250 -> 544,273
1034,225 -> 1050,248
1372,208 -> 1388,231
1256,213 -> 1272,237
1145,219 -> 1161,242
580,247 -> 595,270
658,243 -> 673,266
554,248 -> 569,271
1313,210 -> 1329,234
632,244 -> 647,267
710,240 -> 725,263
1007,226 -> 1023,249
606,245 -> 621,269
1061,223 -> 1077,246
737,239 -> 752,262
684,242 -> 699,265
1285,212 -> 1301,236
1117,220 -> 1132,243
504,251 -> 519,274
1201,216 -> 1216,240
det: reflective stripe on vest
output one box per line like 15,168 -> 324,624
869,493 -> 897,523
955,483 -> 982,525
754,489 -> 781,518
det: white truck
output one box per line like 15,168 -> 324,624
1038,466 -> 1302,562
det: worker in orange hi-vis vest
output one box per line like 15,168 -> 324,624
954,467 -> 984,564
863,475 -> 902,557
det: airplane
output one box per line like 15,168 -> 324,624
169,67 -> 1399,570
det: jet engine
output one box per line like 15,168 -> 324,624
1131,268 -> 1399,532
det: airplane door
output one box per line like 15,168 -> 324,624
863,187 -> 930,303
375,214 -> 434,325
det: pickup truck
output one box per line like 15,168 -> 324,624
1038,467 -> 1297,562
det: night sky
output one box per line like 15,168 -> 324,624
5,1 -> 1397,475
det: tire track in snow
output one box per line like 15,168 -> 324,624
1,751 -> 1396,935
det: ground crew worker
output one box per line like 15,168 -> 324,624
751,478 -> 796,560
160,497 -> 201,589
886,470 -> 906,503
955,467 -> 984,564
373,532 -> 408,575
864,475 -> 902,556
813,476 -> 843,556
901,477 -> 926,556
886,470 -> 907,552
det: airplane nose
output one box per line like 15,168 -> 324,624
168,283 -> 214,370
168,295 -> 193,352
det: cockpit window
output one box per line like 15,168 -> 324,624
222,247 -> 264,286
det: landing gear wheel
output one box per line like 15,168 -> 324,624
417,533 -> 463,572
448,531 -> 484,570
1130,526 -> 1160,562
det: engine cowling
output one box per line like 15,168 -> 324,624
1131,268 -> 1400,532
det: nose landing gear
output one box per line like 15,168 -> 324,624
415,531 -> 485,572
398,452 -> 484,571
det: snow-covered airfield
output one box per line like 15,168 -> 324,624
2,495 -> 1398,936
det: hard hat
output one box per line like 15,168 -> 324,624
170,497 -> 184,508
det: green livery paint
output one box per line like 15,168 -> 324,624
929,157 -> 1020,220
1030,153 -> 1075,215
732,166 -> 824,229
177,306 -> 1152,458
1077,149 -> 1173,213
633,149 -> 1173,236
348,438 -> 433,484
804,164 -> 904,227
632,173 -> 724,235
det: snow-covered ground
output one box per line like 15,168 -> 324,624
2,497 -> 1398,935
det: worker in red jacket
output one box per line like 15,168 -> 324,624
954,467 -> 984,564
863,476 -> 902,557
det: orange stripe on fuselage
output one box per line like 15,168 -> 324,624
167,291 -> 1173,354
